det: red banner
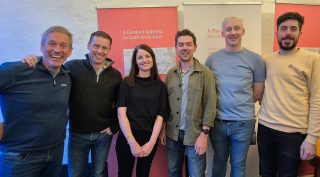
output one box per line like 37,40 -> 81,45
274,3 -> 320,51
97,7 -> 178,77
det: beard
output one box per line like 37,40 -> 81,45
278,36 -> 299,51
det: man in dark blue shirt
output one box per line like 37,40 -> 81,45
0,26 -> 73,177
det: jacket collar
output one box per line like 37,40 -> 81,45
173,58 -> 202,74
84,54 -> 114,70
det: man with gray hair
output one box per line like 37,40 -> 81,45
205,16 -> 265,177
0,26 -> 73,177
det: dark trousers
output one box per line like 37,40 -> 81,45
257,124 -> 306,177
116,130 -> 158,177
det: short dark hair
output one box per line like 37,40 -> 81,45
88,31 -> 112,46
127,44 -> 160,87
175,29 -> 197,46
277,12 -> 304,31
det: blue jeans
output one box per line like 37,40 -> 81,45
167,130 -> 206,177
68,132 -> 113,177
257,124 -> 306,177
0,143 -> 64,177
210,119 -> 255,177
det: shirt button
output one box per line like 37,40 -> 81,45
176,112 -> 179,114
177,98 -> 180,100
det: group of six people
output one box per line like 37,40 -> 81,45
0,11 -> 319,177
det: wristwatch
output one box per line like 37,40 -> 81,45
201,128 -> 210,135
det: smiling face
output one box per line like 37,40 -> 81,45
87,36 -> 111,66
41,32 -> 72,72
221,17 -> 245,51
136,49 -> 153,73
277,19 -> 301,51
175,35 -> 197,62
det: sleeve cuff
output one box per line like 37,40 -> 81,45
305,134 -> 318,145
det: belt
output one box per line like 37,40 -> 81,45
215,119 -> 237,122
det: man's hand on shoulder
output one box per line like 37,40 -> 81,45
21,55 -> 38,68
